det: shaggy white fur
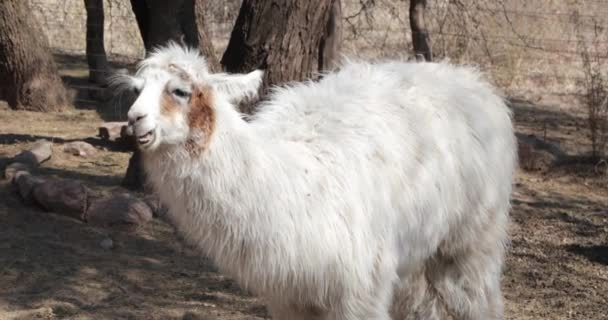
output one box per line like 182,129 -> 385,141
124,43 -> 517,320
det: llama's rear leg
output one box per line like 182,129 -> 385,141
429,237 -> 506,320
390,271 -> 450,320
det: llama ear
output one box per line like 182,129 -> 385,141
209,70 -> 264,103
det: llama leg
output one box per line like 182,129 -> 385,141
269,250 -> 396,320
269,302 -> 391,320
429,230 -> 506,320
356,268 -> 398,320
390,271 -> 450,320
337,294 -> 393,320
330,263 -> 395,320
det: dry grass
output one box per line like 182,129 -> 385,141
340,0 -> 608,104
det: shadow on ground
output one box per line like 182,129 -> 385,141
0,133 -> 131,152
565,244 -> 608,266
0,179 -> 268,319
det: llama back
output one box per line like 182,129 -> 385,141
250,60 -> 516,273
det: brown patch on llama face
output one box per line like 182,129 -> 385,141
160,88 -> 181,117
186,85 -> 216,155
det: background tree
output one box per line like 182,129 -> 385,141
319,0 -> 343,72
221,0 -> 337,100
84,0 -> 111,85
0,0 -> 71,111
129,0 -> 218,70
409,0 -> 432,61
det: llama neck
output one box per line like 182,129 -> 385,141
151,108 -> 269,218
145,108 -> 285,290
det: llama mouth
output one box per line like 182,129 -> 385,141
137,129 -> 155,146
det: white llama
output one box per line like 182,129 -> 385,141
122,43 -> 517,320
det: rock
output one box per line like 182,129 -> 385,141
4,162 -> 31,181
32,178 -> 92,221
12,139 -> 53,167
98,122 -> 128,141
11,151 -> 37,169
0,157 -> 12,172
13,171 -> 45,203
98,121 -> 135,150
99,238 -> 114,250
86,193 -> 153,231
3,140 -> 53,180
63,141 -> 97,157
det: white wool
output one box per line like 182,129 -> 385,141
128,45 -> 517,320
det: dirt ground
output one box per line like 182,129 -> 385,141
0,84 -> 607,318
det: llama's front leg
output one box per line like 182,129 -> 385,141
336,273 -> 395,320
269,289 -> 394,320
429,248 -> 504,320
424,226 -> 505,320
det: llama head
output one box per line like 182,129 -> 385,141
120,43 -> 263,152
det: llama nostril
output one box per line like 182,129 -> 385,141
127,112 -> 147,126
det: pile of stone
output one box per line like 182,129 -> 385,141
2,139 -> 162,232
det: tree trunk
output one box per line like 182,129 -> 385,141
130,0 -> 149,50
0,0 -> 71,111
144,0 -> 188,50
194,0 -> 220,71
125,0 -> 219,190
122,147 -> 147,191
84,0 -> 111,85
221,0 -> 334,97
129,0 -> 218,70
319,0 -> 343,72
409,0 -> 432,62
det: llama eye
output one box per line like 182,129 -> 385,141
172,88 -> 190,98
132,86 -> 141,95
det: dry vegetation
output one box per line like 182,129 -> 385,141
30,0 -> 608,124
0,0 -> 607,319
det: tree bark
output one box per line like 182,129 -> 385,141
194,0 -> 220,71
130,0 -> 149,50
319,0 -> 343,72
0,0 -> 71,111
84,0 -> 111,85
144,0 -> 188,50
221,0 -> 334,97
129,0 -> 218,70
122,149 -> 147,191
409,0 -> 432,62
